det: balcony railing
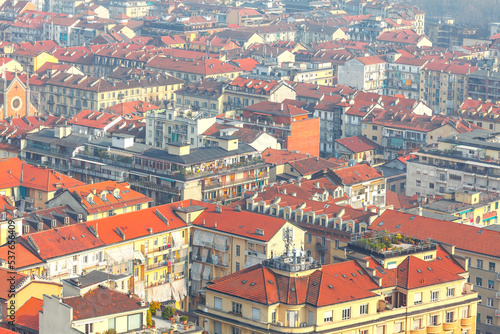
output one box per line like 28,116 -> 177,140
204,172 -> 269,190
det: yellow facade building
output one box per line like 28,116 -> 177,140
198,242 -> 478,334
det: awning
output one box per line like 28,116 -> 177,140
213,235 -> 228,252
171,280 -> 187,301
192,262 -> 203,281
134,251 -> 146,264
202,264 -> 211,280
134,280 -> 146,300
193,230 -> 215,247
101,165 -> 128,173
458,208 -> 473,215
105,244 -> 135,264
146,282 -> 172,302
172,231 -> 183,247
483,216 -> 497,222
244,255 -> 262,269
201,248 -> 209,262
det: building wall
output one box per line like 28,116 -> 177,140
286,117 -> 320,157
337,59 -> 365,91
39,295 -> 74,334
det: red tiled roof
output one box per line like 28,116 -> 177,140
0,157 -> 23,189
370,210 -> 500,258
12,297 -> 43,331
0,242 -> 43,269
21,164 -> 84,192
0,268 -> 26,300
19,223 -> 105,260
377,29 -> 427,45
385,190 -> 416,210
65,181 -> 152,215
330,164 -> 383,185
192,200 -> 290,242
231,58 -> 259,72
288,157 -> 345,176
105,100 -> 160,116
355,55 -> 386,65
147,57 -> 241,75
262,148 -> 308,165
335,135 -> 379,153
63,286 -> 146,320
85,202 -> 187,245
68,110 -> 120,129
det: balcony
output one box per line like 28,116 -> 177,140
316,243 -> 327,253
126,179 -> 181,196
496,309 -> 500,317
460,317 -> 473,326
410,328 -> 426,334
204,173 -> 269,190
442,321 -> 458,331
426,323 -> 442,333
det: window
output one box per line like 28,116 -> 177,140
476,277 -> 482,287
424,254 -> 433,260
487,297 -> 493,307
271,310 -> 276,323
413,318 -> 422,330
360,303 -> 368,315
488,280 -> 495,289
236,262 -> 240,271
214,297 -> 222,310
236,245 -> 240,256
252,307 -> 260,320
342,307 -> 351,320
446,311 -> 454,323
232,302 -> 242,315
430,314 -> 438,326
477,259 -> 483,269
394,322 -> 403,333
72,265 -> 77,274
489,262 -> 496,271
372,136 -> 378,141
85,323 -> 93,334
414,292 -> 422,304
307,233 -> 312,244
360,330 -> 368,334
136,204 -> 141,211
372,125 -> 378,130
447,287 -> 455,297
461,306 -> 469,318
429,183 -> 434,189
486,316 -> 493,325
214,321 -> 222,334
431,291 -> 439,302
416,180 -> 421,186
232,327 -> 241,334
324,310 -> 333,322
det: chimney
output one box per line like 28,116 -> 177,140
418,206 -> 423,216
148,227 -> 153,234
214,221 -> 218,228
215,206 -> 222,213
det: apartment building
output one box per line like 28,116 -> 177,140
145,109 -> 217,148
224,77 -> 296,111
419,189 -> 500,226
362,110 -> 478,160
338,56 -> 387,94
406,130 -> 500,198
34,69 -> 183,116
146,57 -> 243,82
234,99 -> 320,156
468,69 -> 500,102
420,62 -> 478,115
371,210 -> 498,334
174,79 -> 224,116
108,0 -> 151,18
334,135 -> 381,165
197,242 -> 477,334
385,52 -> 428,100
190,203 -> 304,306
456,98 -> 500,132
327,164 -> 386,210
46,180 -> 152,221
241,184 -> 378,264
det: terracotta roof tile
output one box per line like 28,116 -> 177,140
330,164 -> 383,185
12,297 -> 43,331
335,135 -> 379,153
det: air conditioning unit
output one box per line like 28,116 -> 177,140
277,321 -> 283,326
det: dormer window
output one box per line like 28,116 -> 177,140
308,215 -> 314,224
0,212 -> 6,220
64,217 -> 69,225
51,219 -> 57,228
321,217 -> 327,226
23,225 -> 29,234
271,207 -> 277,216
259,205 -> 264,213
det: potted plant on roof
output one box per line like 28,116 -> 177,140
180,315 -> 189,325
